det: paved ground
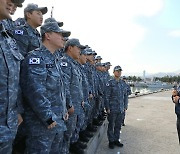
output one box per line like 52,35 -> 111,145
96,90 -> 180,154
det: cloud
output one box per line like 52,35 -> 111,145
168,30 -> 180,37
13,0 -> 164,74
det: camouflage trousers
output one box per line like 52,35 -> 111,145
25,132 -> 64,154
60,114 -> 77,154
81,101 -> 92,131
71,107 -> 85,143
0,140 -> 13,154
107,112 -> 123,142
177,116 -> 180,144
122,111 -> 126,125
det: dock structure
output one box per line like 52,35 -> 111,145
84,90 -> 179,154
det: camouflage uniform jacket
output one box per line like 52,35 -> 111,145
13,23 -> 41,57
105,77 -> 126,113
60,54 -> 84,114
20,45 -> 67,136
0,23 -> 24,142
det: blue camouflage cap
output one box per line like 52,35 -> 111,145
12,0 -> 24,4
95,56 -> 102,60
64,37 -> 69,41
113,65 -> 122,72
12,0 -> 24,7
95,62 -> 103,67
65,38 -> 86,50
80,49 -> 87,55
101,63 -> 106,67
40,22 -> 71,37
24,3 -> 48,15
105,62 -> 112,66
85,48 -> 97,55
44,17 -> 63,27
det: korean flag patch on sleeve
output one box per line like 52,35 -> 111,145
15,30 -> 24,35
60,62 -> 68,67
29,58 -> 40,64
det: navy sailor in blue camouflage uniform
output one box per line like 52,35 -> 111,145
105,65 -> 126,149
20,22 -> 69,153
60,38 -> 86,154
122,76 -> 132,126
0,0 -> 25,153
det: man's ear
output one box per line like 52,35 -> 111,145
45,32 -> 51,40
26,12 -> 32,20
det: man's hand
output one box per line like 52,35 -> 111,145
64,112 -> 69,121
68,106 -> 74,115
81,101 -> 85,108
89,94 -> 93,99
172,90 -> 178,97
106,109 -> 110,114
48,121 -> 57,129
18,114 -> 23,126
173,96 -> 180,104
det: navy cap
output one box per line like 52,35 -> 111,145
85,48 -> 97,55
105,62 -> 112,66
92,50 -> 97,55
113,65 -> 122,71
40,22 -> 71,37
80,49 -> 87,55
95,62 -> 103,67
12,0 -> 24,4
85,48 -> 93,55
64,37 -> 69,41
101,63 -> 106,67
12,0 -> 24,7
95,56 -> 102,60
44,18 -> 63,27
24,3 -> 48,15
65,38 -> 86,50
16,3 -> 23,7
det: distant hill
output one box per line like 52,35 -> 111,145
149,70 -> 180,77
125,70 -> 180,77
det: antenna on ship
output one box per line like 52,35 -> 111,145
51,6 -> 54,18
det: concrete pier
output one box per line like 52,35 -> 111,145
95,90 -> 180,154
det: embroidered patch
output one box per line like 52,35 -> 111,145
15,30 -> 24,35
60,62 -> 67,67
46,64 -> 55,68
29,58 -> 40,64
106,83 -> 109,86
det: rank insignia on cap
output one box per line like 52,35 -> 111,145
60,62 -> 67,67
29,58 -> 40,64
15,30 -> 24,35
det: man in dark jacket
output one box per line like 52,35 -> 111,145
172,86 -> 180,144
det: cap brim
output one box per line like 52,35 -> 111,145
57,22 -> 64,27
12,0 -> 24,4
15,3 -> 23,7
61,30 -> 71,37
114,69 -> 122,71
78,45 -> 86,49
37,7 -> 48,15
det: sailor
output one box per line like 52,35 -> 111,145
0,0 -> 25,153
105,65 -> 126,149
20,22 -> 69,153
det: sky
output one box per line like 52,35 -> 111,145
13,0 -> 180,76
